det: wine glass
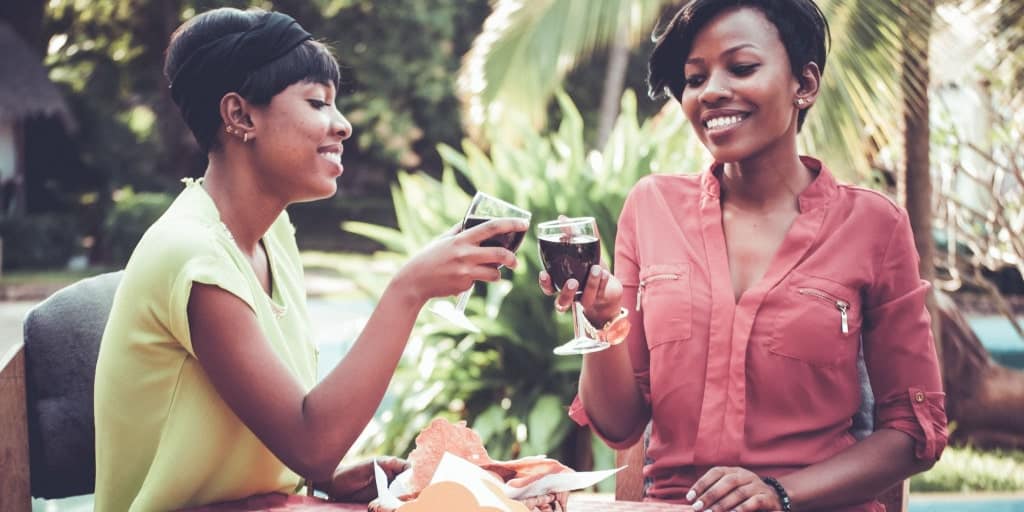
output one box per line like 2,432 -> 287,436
537,217 -> 607,355
429,192 -> 531,332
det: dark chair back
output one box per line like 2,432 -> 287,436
22,271 -> 122,498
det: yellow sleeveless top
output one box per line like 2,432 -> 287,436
94,180 -> 317,511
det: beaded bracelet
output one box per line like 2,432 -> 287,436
762,476 -> 793,511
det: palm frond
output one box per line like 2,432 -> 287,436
456,0 -> 672,141
802,0 -> 932,179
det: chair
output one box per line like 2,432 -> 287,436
0,271 -> 123,511
613,347 -> 909,511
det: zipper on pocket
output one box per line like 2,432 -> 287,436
798,287 -> 850,334
636,273 -> 681,311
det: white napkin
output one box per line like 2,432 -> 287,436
374,452 -> 626,512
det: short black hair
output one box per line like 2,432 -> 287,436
648,0 -> 830,131
164,8 -> 341,152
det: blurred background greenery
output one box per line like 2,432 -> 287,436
3,0 -> 1024,499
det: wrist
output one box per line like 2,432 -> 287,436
762,476 -> 793,511
388,270 -> 429,309
579,306 -> 631,345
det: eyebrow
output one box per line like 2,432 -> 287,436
686,43 -> 758,65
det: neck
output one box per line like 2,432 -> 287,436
202,149 -> 285,255
719,136 -> 813,212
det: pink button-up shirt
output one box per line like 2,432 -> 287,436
570,158 -> 947,510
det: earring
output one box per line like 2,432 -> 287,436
225,126 -> 234,135
243,132 -> 249,143
795,98 -> 807,107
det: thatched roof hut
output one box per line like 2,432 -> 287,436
0,21 -> 73,130
0,20 -> 76,217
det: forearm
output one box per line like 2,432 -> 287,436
779,429 -> 934,510
579,343 -> 648,442
302,276 -> 425,474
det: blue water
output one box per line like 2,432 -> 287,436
966,316 -> 1024,369
910,497 -> 1024,511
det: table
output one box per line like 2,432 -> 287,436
185,493 -> 695,511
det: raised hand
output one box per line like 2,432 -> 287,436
398,218 -> 529,304
539,264 -> 623,327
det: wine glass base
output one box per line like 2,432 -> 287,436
428,300 -> 481,333
553,338 -> 610,356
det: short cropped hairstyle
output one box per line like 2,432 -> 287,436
164,8 -> 341,152
648,0 -> 830,131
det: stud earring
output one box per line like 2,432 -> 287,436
795,98 -> 807,107
243,132 -> 249,143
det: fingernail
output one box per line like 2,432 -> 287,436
686,490 -> 696,501
692,499 -> 704,511
567,280 -> 577,290
590,266 -> 600,276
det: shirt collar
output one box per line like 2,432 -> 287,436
700,155 -> 837,212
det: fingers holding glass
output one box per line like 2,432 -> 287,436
537,216 -> 608,355
429,192 -> 531,332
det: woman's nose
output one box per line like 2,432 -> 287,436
699,75 -> 732,105
332,109 -> 353,140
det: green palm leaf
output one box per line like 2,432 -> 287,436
456,0 -> 672,141
457,0 -> 936,179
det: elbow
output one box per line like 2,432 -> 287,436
292,452 -> 341,483
909,450 -> 939,474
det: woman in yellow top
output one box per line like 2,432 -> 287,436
93,8 -> 527,511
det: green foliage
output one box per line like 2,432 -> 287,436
331,91 -> 704,466
911,445 -> 1024,493
102,190 -> 174,266
0,214 -> 81,271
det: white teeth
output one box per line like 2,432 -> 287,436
705,115 -> 746,130
319,151 -> 341,164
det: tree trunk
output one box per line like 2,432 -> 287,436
595,29 -> 630,150
936,292 -> 1024,449
901,0 -> 941,362
900,0 -> 1024,451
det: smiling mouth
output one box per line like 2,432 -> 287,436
704,113 -> 750,131
319,151 -> 341,165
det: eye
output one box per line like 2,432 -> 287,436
307,99 -> 329,109
684,74 -> 706,87
731,64 -> 759,76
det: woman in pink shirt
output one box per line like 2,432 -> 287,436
539,1 -> 947,510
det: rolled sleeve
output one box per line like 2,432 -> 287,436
875,388 -> 948,461
863,209 -> 948,463
568,394 -> 648,450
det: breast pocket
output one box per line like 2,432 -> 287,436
769,272 -> 863,367
638,263 -> 692,348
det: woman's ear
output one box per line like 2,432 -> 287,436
794,61 -> 821,109
219,92 -> 255,143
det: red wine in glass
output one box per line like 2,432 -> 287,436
538,234 -> 600,296
429,192 -> 532,332
464,216 -> 527,255
536,217 -> 608,355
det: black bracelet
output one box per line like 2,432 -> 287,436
762,476 -> 793,511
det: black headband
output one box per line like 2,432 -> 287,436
169,12 -> 312,133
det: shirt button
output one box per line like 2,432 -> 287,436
914,391 -> 925,403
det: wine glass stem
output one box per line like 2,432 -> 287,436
571,300 -> 583,339
454,287 -> 472,313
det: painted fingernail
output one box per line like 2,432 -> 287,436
692,499 -> 704,511
567,280 -> 577,290
590,266 -> 601,276
686,490 -> 696,501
